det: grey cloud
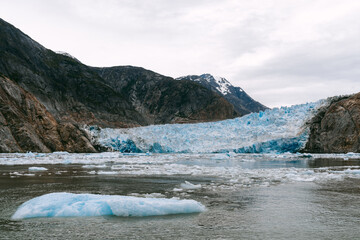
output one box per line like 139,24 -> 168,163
0,0 -> 359,107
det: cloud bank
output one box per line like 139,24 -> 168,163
1,0 -> 359,107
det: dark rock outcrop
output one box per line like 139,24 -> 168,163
176,74 -> 268,116
304,93 -> 360,153
0,75 -> 96,153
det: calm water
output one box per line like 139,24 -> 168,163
0,153 -> 360,239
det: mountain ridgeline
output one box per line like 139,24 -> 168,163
176,74 -> 268,115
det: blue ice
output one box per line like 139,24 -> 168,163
11,192 -> 206,219
89,100 -> 328,154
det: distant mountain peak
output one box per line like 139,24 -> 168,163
176,73 -> 268,116
178,74 -> 244,95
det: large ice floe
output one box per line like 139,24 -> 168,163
12,192 -> 206,219
88,100 -> 328,153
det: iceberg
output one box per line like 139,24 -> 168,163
11,192 -> 206,219
89,100 -> 328,154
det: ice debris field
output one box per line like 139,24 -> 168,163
2,152 -> 360,187
89,100 -> 328,154
12,192 -> 206,219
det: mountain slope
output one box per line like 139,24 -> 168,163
0,18 -> 237,128
176,74 -> 268,115
94,67 -> 238,124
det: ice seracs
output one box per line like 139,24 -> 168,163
88,99 -> 329,154
11,192 -> 206,219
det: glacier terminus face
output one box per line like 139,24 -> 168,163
88,100 -> 329,154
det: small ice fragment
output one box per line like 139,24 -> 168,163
172,188 -> 183,192
180,181 -> 202,190
82,165 -> 107,169
97,171 -> 118,175
29,167 -> 48,171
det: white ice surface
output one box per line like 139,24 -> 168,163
12,192 -> 206,219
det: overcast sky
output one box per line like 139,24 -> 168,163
1,0 -> 359,107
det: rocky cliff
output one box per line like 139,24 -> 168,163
0,75 -> 96,153
304,93 -> 360,153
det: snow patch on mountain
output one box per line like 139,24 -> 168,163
213,76 -> 232,95
177,74 -> 236,95
55,51 -> 78,61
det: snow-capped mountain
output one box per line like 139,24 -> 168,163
182,74 -> 234,95
176,74 -> 268,115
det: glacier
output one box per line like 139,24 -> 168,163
89,100 -> 328,154
11,192 -> 206,219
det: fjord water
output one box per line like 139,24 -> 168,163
0,152 -> 360,239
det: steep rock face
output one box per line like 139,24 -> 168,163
176,74 -> 268,116
94,67 -> 238,124
0,19 -> 144,128
0,75 -> 96,153
304,93 -> 360,153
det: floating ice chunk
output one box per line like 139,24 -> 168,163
343,169 -> 360,174
28,167 -> 48,171
11,192 -> 206,219
173,188 -> 184,192
23,173 -> 35,177
346,152 -> 356,155
180,181 -> 202,190
82,165 -> 107,169
53,151 -> 70,155
97,171 -> 118,175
